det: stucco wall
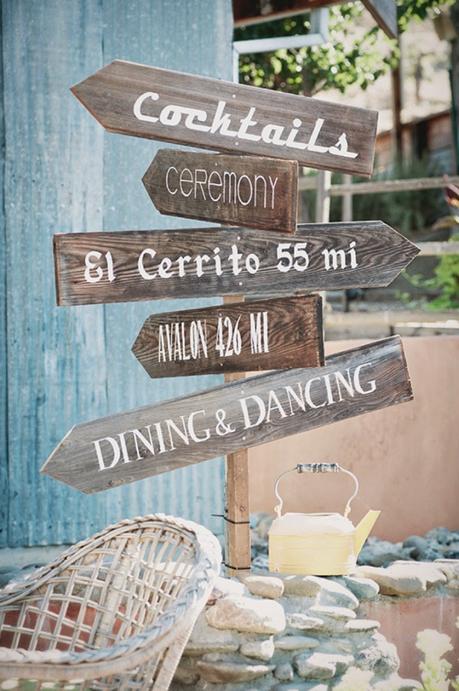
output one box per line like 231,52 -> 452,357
248,336 -> 459,542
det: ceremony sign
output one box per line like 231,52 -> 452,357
132,295 -> 324,378
41,336 -> 412,494
53,222 -> 419,306
143,150 -> 298,233
71,60 -> 378,176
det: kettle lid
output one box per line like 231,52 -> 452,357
270,511 -> 355,536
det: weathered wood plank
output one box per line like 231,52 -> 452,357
417,242 -> 459,256
41,336 -> 413,494
143,150 -> 298,233
132,295 -> 324,378
298,176 -> 459,195
225,448 -> 251,573
71,60 -> 378,176
53,222 -> 420,306
223,296 -> 251,575
362,0 -> 398,38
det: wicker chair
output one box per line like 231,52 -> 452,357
0,514 -> 221,690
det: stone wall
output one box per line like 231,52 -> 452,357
172,572 -> 419,689
172,517 -> 459,689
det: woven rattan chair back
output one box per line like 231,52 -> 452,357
0,514 -> 221,690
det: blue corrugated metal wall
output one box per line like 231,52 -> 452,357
0,0 -> 233,547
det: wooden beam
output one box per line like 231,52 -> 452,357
315,170 -> 331,223
362,0 -> 398,39
224,295 -> 251,576
298,176 -> 459,194
417,241 -> 459,256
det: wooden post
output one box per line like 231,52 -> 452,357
224,295 -> 251,576
392,62 -> 403,160
341,174 -> 353,312
315,170 -> 332,223
315,169 -> 332,312
341,174 -> 353,223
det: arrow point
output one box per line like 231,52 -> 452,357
142,158 -> 159,208
40,426 -> 74,475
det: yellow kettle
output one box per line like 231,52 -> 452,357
268,463 -> 380,576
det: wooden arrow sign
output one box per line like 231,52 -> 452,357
132,295 -> 324,378
71,60 -> 378,176
41,336 -> 413,494
54,222 -> 419,306
143,150 -> 298,233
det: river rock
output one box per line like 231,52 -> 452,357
339,575 -> 379,600
243,575 -> 284,599
358,538 -> 407,567
355,633 -> 399,674
252,555 -> 270,571
0,567 -> 21,588
373,675 -> 422,691
345,619 -> 380,633
294,652 -> 353,680
286,613 -> 325,631
309,604 -> 356,621
206,595 -> 286,634
444,542 -> 459,558
426,526 -> 453,544
196,658 -> 274,683
355,564 -> 426,596
312,577 -> 359,610
275,635 -> 320,651
282,575 -> 323,597
393,561 -> 447,587
240,637 -> 275,661
274,662 -> 294,681
256,514 -> 274,541
402,535 -> 429,559
435,558 -> 459,581
272,684 -> 328,691
211,576 -> 247,600
174,658 -> 199,686
185,614 -> 240,655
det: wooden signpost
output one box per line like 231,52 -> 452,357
132,295 -> 324,378
142,150 -> 298,233
41,336 -> 413,495
53,222 -> 419,307
71,60 -> 378,176
39,57 -> 417,574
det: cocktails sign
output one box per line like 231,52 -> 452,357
71,60 -> 378,176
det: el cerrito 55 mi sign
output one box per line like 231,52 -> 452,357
71,60 -> 378,176
53,222 -> 419,306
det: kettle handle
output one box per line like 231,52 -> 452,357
274,463 -> 359,519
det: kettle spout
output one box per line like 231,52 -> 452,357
354,510 -> 381,556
